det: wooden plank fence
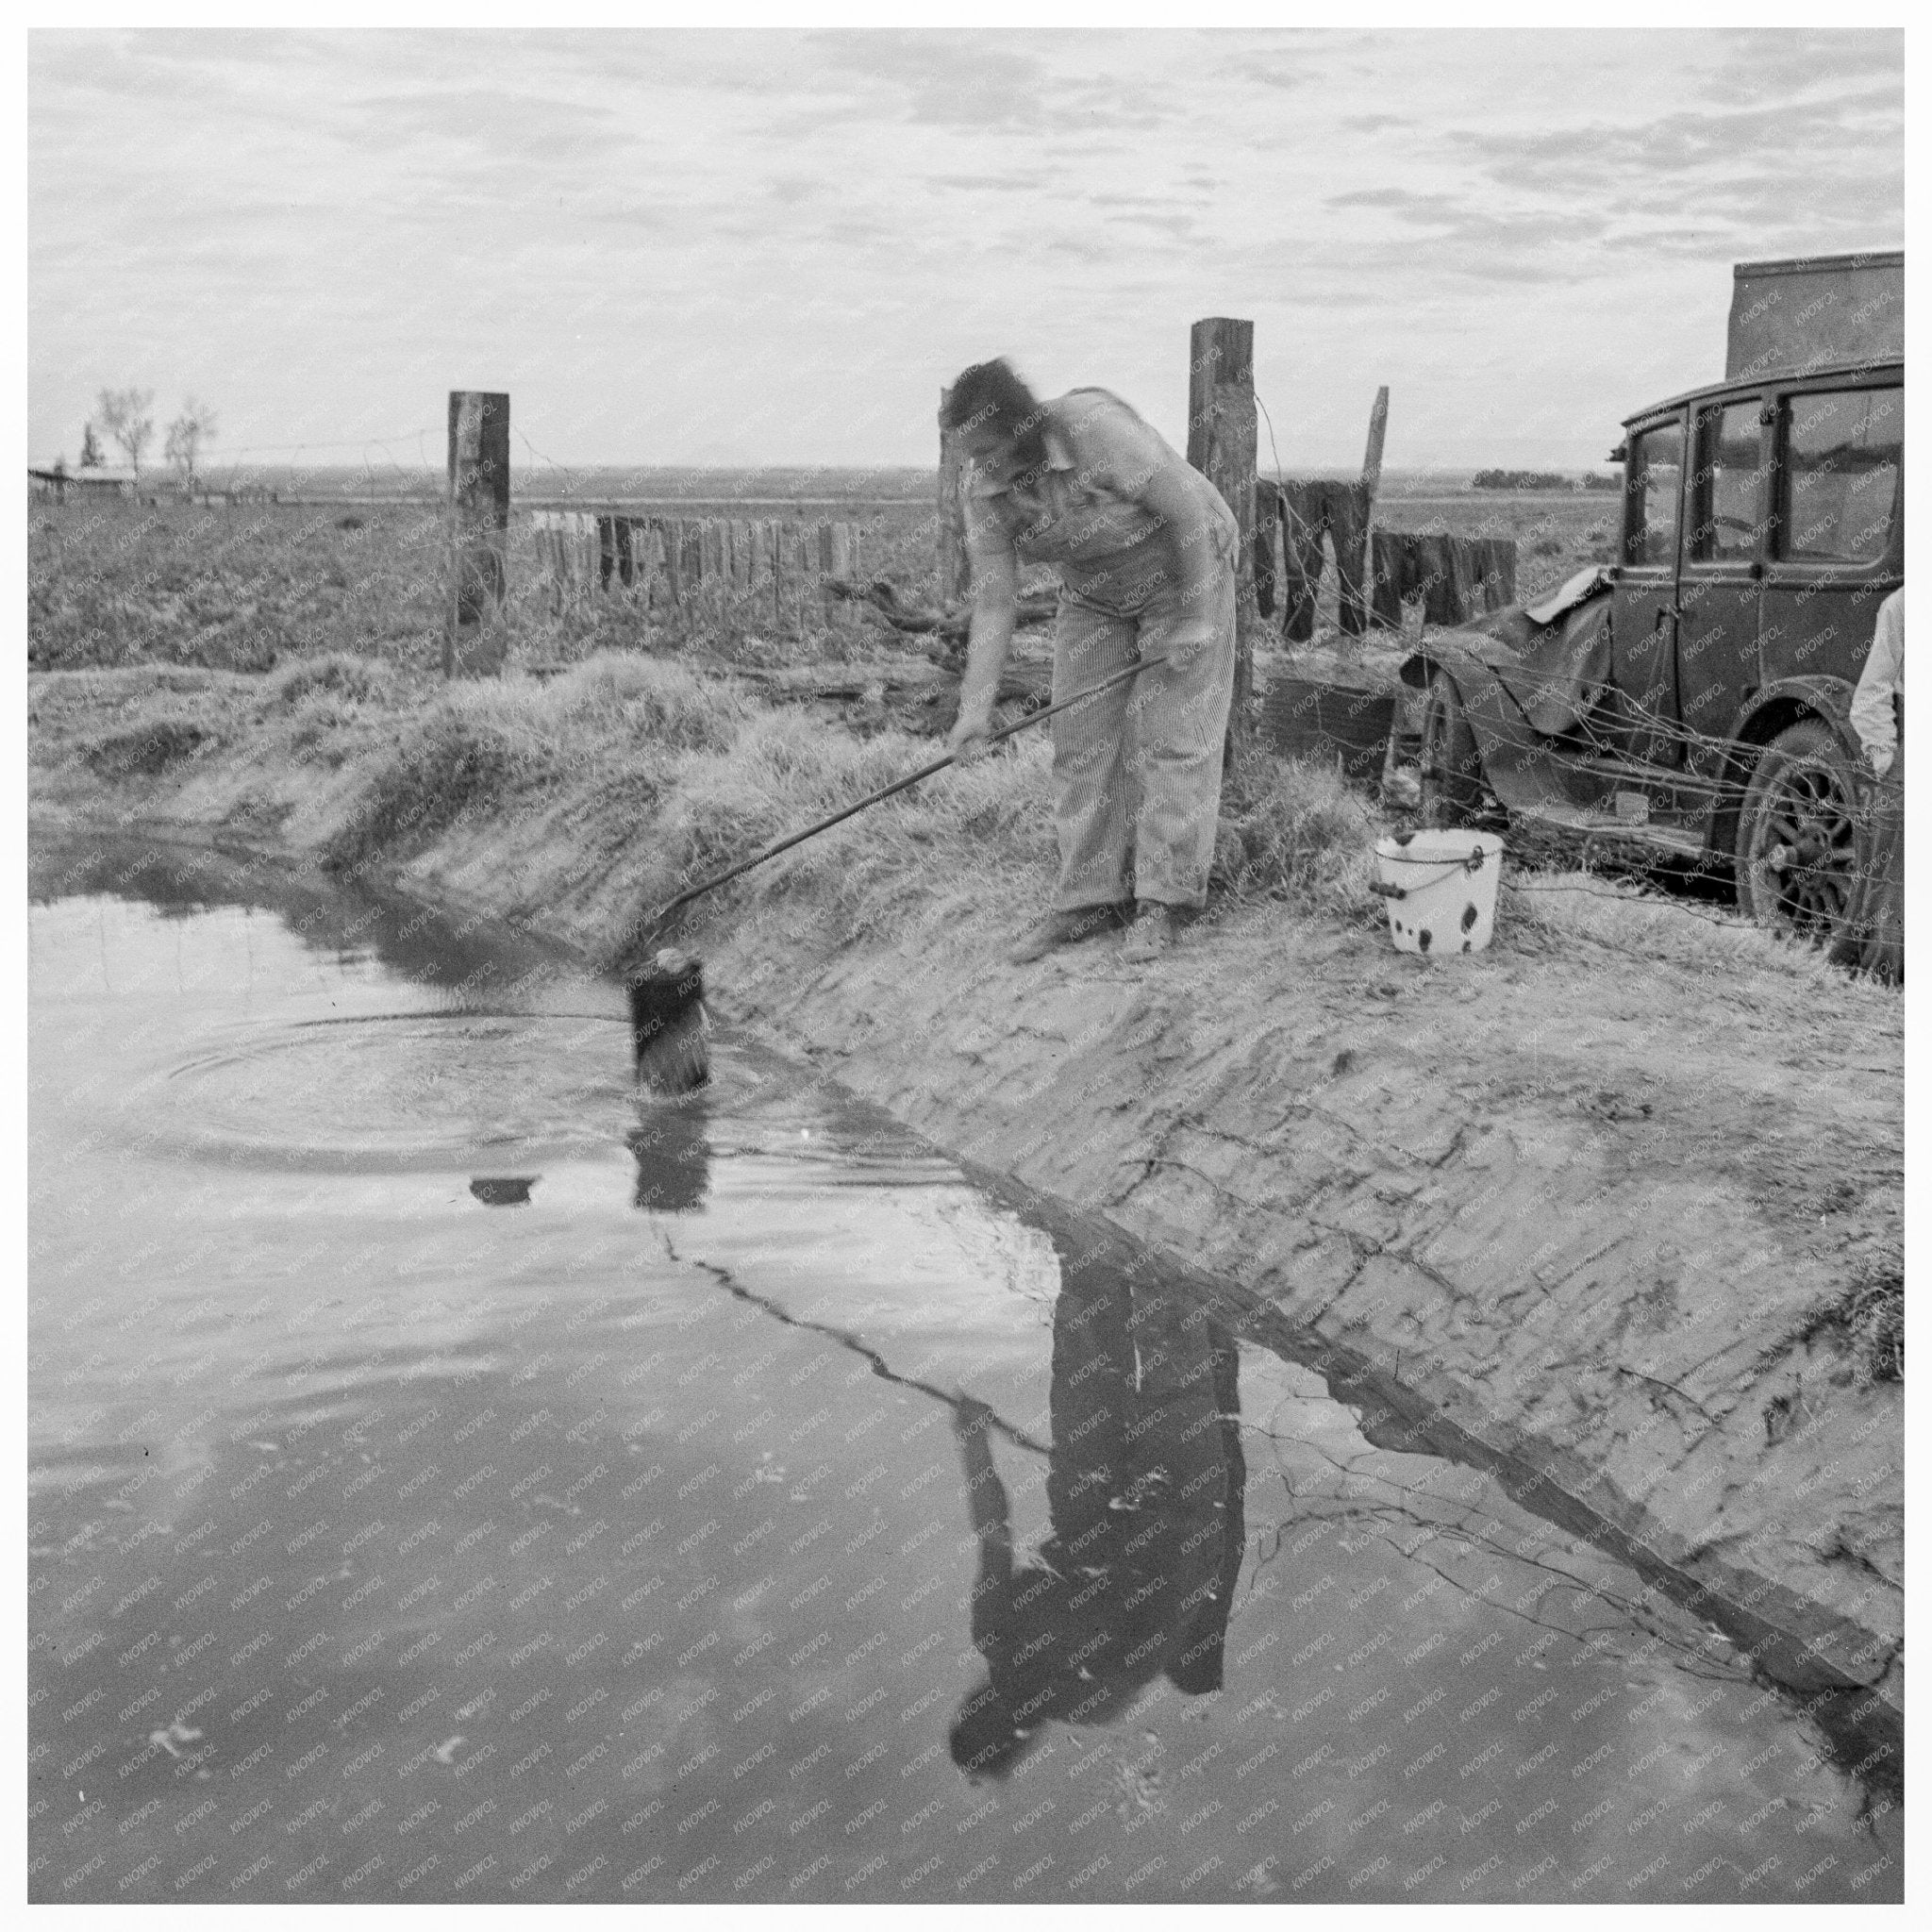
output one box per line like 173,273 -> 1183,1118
530,510 -> 860,627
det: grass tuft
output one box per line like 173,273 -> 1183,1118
80,715 -> 218,778
320,697 -> 557,872
537,652 -> 743,752
265,651 -> 398,710
1795,1274 -> 1904,1386
1211,744 -> 1380,916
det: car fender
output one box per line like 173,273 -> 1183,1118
1399,632 -> 1592,818
1397,618 -> 1525,693
1730,675 -> 1858,754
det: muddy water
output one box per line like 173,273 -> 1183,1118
28,837 -> 1902,1906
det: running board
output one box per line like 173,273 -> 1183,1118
1507,799 -> 1711,862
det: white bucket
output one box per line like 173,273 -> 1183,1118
1373,829 -> 1504,955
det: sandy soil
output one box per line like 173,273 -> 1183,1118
27,663 -> 1904,1767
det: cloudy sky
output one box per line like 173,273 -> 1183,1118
28,27 -> 1903,476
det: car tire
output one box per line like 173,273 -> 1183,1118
1418,670 -> 1486,828
1734,717 -> 1860,940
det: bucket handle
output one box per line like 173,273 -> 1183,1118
1372,846 -> 1489,901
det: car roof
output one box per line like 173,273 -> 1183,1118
1623,359 -> 1904,428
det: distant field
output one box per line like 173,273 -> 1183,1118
185,462 -> 1615,503
27,465 -> 1620,675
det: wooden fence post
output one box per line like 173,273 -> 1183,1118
817,523 -> 836,627
828,523 -> 853,629
1358,384 -> 1390,629
938,384 -> 970,604
701,521 -> 723,616
658,518 -> 681,612
446,390 -> 509,676
1186,319 -> 1259,734
1360,384 -> 1389,501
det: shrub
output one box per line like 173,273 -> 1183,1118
539,652 -> 742,752
1210,744 -> 1378,916
1794,1274 -> 1903,1386
80,715 -> 216,777
265,651 -> 396,709
321,700 -> 556,871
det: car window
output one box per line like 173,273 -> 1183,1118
1780,385 -> 1902,564
1624,420 -> 1683,567
1689,400 -> 1761,562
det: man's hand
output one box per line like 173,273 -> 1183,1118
1158,621 -> 1215,669
947,702 -> 995,763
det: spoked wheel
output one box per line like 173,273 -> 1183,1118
1418,669 -> 1489,829
1735,718 -> 1860,941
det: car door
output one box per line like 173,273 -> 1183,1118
1608,411 -> 1686,767
1759,375 -> 1904,691
1675,394 -> 1767,783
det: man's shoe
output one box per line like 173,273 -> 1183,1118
1119,901 -> 1181,963
1007,902 -> 1129,965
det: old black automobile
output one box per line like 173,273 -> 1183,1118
1405,256 -> 1903,943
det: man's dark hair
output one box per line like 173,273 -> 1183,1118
942,358 -> 1050,470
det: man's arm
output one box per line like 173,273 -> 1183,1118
948,508 -> 1019,758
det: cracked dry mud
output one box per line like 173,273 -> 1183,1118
694,889 -> 1903,1737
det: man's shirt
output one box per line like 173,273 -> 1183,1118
1850,587 -> 1905,775
964,389 -> 1236,608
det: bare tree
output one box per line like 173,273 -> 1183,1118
78,423 -> 105,469
164,398 -> 220,491
96,387 -> 156,475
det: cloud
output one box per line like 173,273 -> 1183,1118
807,28 -> 1052,129
26,28 -> 1906,469
345,85 -> 619,161
1325,188 -> 1464,219
923,172 -> 1050,193
1451,89 -> 1902,196
1697,27 -> 1902,106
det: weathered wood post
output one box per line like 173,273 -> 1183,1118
1357,384 -> 1391,636
817,522 -> 837,628
1186,318 -> 1260,737
445,391 -> 509,677
828,523 -> 855,630
937,384 -> 971,606
1360,384 -> 1389,501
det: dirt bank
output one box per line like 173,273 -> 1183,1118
29,660 -> 1903,1769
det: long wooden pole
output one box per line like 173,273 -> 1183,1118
633,656 -> 1158,943
1186,318 -> 1260,737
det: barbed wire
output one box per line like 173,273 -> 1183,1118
205,433 -> 441,458
515,427 -> 589,499
1501,875 -> 1774,935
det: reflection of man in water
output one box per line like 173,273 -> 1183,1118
948,1262 -> 1245,1779
627,1100 -> 710,1212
